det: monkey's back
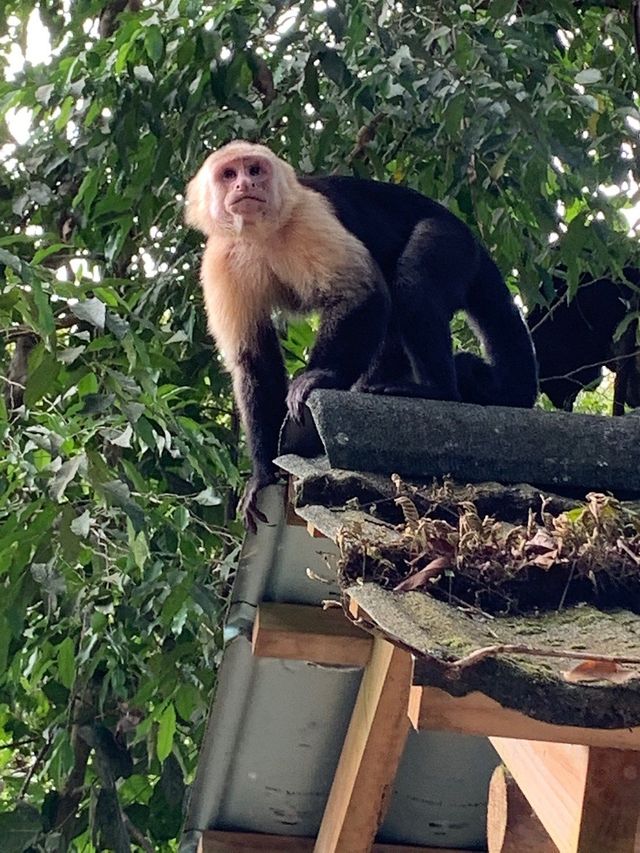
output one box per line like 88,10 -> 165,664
299,175 -> 470,278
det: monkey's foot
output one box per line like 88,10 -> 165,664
287,368 -> 344,423
240,474 -> 276,533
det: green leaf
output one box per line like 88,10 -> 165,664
71,297 -> 106,329
134,64 -> 155,84
0,616 -> 10,675
74,169 -> 101,212
25,351 -> 60,408
487,0 -> 514,17
326,8 -> 346,41
156,703 -> 176,762
173,506 -> 189,531
174,682 -> 201,722
71,509 -> 91,538
110,424 -> 133,448
145,26 -> 164,64
57,637 -> 76,689
575,69 -> 602,85
54,96 -> 74,131
49,455 -> 85,502
0,248 -> 33,283
0,803 -> 42,853
194,486 -> 222,506
132,530 -> 149,570
319,50 -> 349,87
35,84 -> 54,105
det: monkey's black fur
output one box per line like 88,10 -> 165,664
239,175 -> 538,524
528,269 -> 640,411
297,175 -> 537,406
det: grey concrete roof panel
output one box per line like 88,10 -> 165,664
281,389 -> 640,493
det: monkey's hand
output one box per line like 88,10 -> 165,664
287,368 -> 342,423
240,473 -> 276,534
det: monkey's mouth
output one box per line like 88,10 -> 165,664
230,195 -> 266,206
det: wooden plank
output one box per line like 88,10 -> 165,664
306,520 -> 327,539
490,739 -> 640,852
200,833 -> 313,852
314,638 -> 414,853
285,475 -> 307,527
489,740 -> 588,853
199,831 -> 468,852
487,764 -> 557,852
574,747 -> 640,852
251,603 -> 372,667
409,686 -> 640,750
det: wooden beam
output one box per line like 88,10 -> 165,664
285,476 -> 307,527
490,739 -> 640,852
199,831 -> 468,852
487,765 -> 557,852
574,747 -> 640,852
251,603 -> 372,667
314,638 -> 414,853
306,519 -> 327,539
409,686 -> 640,750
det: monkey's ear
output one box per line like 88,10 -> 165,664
184,167 -> 213,235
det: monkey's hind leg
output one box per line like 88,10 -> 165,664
378,218 -> 472,401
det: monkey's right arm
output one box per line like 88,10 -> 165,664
233,322 -> 288,531
287,278 -> 390,422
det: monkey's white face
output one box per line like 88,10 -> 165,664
212,155 -> 273,226
186,143 -> 299,237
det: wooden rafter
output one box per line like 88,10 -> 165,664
248,600 -> 640,852
409,686 -> 640,750
198,830 -> 468,852
487,765 -> 557,852
314,637 -> 413,853
251,602 -> 372,667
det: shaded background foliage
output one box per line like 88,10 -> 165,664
0,0 -> 639,849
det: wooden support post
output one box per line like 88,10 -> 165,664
251,603 -> 373,667
314,638 -> 413,853
574,747 -> 640,852
487,765 -> 557,852
490,739 -> 640,853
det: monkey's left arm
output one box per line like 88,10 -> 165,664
234,322 -> 288,530
287,277 -> 390,422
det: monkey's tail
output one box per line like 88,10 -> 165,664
459,251 -> 538,408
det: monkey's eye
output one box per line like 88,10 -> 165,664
248,163 -> 263,177
222,168 -> 237,180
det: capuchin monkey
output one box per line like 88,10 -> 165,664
529,269 -> 640,411
185,142 -> 537,530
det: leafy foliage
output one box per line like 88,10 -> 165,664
1,0 -> 639,849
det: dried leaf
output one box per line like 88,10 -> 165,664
395,495 -> 419,527
563,659 -> 638,684
530,550 -> 559,569
526,529 -> 556,552
394,556 -> 450,591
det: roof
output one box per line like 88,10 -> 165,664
182,390 -> 640,852
182,482 -> 498,851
